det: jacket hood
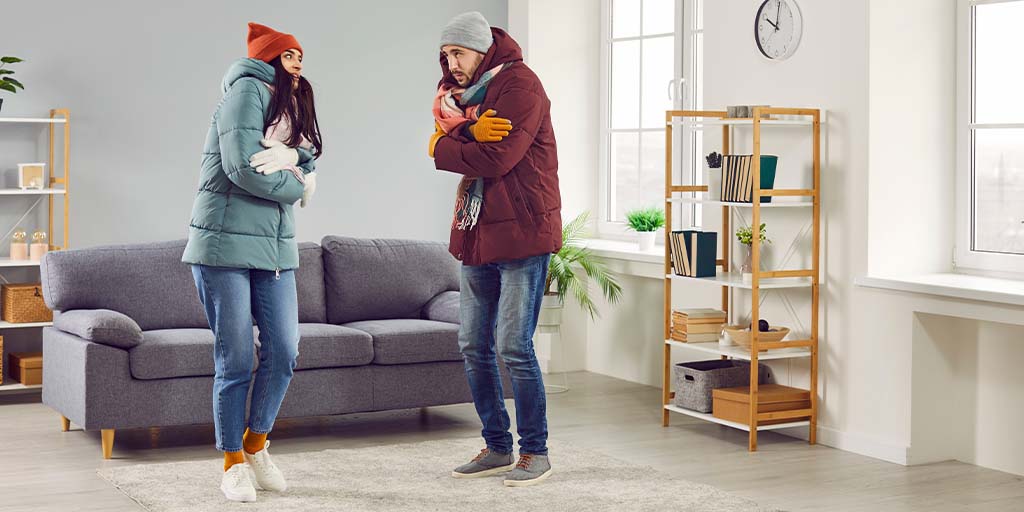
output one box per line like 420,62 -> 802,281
222,58 -> 275,94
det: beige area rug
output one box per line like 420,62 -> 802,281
98,438 -> 783,512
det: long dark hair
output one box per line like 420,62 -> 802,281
265,57 -> 323,158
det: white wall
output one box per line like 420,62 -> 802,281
0,0 -> 507,249
527,0 -> 1024,475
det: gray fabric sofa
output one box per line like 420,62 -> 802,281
39,236 -> 504,458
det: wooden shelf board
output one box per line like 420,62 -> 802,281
665,340 -> 811,360
667,272 -> 813,290
663,404 -> 810,431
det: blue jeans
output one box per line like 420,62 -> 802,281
191,265 -> 299,453
459,253 -> 550,456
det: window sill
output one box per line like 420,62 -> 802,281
579,238 -> 665,279
581,238 -> 663,264
854,273 -> 1024,307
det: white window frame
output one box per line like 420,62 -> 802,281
598,0 -> 700,240
955,0 -> 1024,275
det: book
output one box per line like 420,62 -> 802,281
690,231 -> 718,278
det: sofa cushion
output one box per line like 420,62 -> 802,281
52,309 -> 143,349
296,243 -> 327,324
342,319 -> 462,365
322,237 -> 459,325
129,324 -> 374,380
422,291 -> 460,324
41,240 -> 209,331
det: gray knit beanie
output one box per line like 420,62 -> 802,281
440,11 -> 493,54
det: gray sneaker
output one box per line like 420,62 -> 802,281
452,448 -> 516,479
503,454 -> 553,487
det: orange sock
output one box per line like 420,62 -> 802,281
224,450 -> 245,471
243,428 -> 268,455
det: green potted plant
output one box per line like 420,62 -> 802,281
625,206 -> 665,252
735,223 -> 771,282
538,211 -> 623,391
0,56 -> 25,112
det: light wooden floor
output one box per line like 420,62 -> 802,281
0,371 -> 1021,512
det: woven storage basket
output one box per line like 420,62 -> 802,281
3,283 -> 52,323
672,360 -> 770,413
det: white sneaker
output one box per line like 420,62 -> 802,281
243,440 -> 287,492
220,463 -> 257,503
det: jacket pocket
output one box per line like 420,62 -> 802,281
505,173 -> 536,227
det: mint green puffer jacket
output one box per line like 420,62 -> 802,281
182,59 -> 315,271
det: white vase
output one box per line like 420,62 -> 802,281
637,231 -> 657,252
705,167 -> 722,200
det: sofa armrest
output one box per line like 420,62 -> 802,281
422,291 -> 460,324
53,309 -> 144,349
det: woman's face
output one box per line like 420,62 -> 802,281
279,49 -> 303,90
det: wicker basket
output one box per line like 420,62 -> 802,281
723,325 -> 790,350
2,283 -> 53,323
673,360 -> 770,412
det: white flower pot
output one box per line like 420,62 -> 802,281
538,294 -> 563,328
705,167 -> 722,200
637,231 -> 657,252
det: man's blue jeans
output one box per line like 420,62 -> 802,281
459,253 -> 551,456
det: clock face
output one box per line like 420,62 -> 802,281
755,0 -> 803,60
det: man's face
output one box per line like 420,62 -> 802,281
441,45 -> 484,87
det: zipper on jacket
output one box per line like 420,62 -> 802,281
275,267 -> 281,280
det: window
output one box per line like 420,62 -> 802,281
956,0 -> 1024,273
599,0 -> 702,238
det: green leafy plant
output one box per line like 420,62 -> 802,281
624,207 -> 665,233
545,211 -> 623,320
736,223 -> 771,246
0,56 -> 25,94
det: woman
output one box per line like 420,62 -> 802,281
181,22 -> 322,503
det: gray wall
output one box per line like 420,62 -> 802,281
0,0 -> 508,249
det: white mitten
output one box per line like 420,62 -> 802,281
301,172 -> 317,208
250,139 -> 299,175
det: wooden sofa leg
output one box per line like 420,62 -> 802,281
60,415 -> 70,432
101,429 -> 115,459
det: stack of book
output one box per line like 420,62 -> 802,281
669,230 -> 718,278
670,308 -> 727,343
720,154 -> 777,203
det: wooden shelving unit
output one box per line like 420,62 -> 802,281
0,109 -> 70,394
661,107 -> 820,452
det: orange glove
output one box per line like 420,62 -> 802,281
468,109 -> 513,142
428,122 -> 445,158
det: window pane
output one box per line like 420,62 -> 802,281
613,0 -> 641,39
641,36 -> 674,128
972,128 -> 1024,254
612,40 -> 641,129
611,132 -> 640,222
692,32 -> 703,108
974,2 -> 1024,123
635,131 -> 667,219
643,0 -> 675,35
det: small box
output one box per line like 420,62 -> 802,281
712,384 -> 811,426
8,351 -> 42,386
17,163 -> 46,190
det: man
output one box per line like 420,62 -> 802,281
429,11 -> 562,488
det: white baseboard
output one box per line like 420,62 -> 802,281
776,424 -> 911,465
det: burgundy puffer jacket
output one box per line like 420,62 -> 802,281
434,27 -> 562,266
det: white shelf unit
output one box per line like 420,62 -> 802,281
0,109 -> 70,396
664,404 -> 811,431
667,197 -> 812,208
662,107 -> 821,452
0,189 -> 66,196
0,117 -> 67,124
666,340 -> 811,361
667,272 -> 813,290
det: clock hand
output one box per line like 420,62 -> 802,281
775,0 -> 782,28
765,18 -> 779,30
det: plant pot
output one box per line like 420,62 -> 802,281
538,294 -> 563,328
637,231 -> 657,252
